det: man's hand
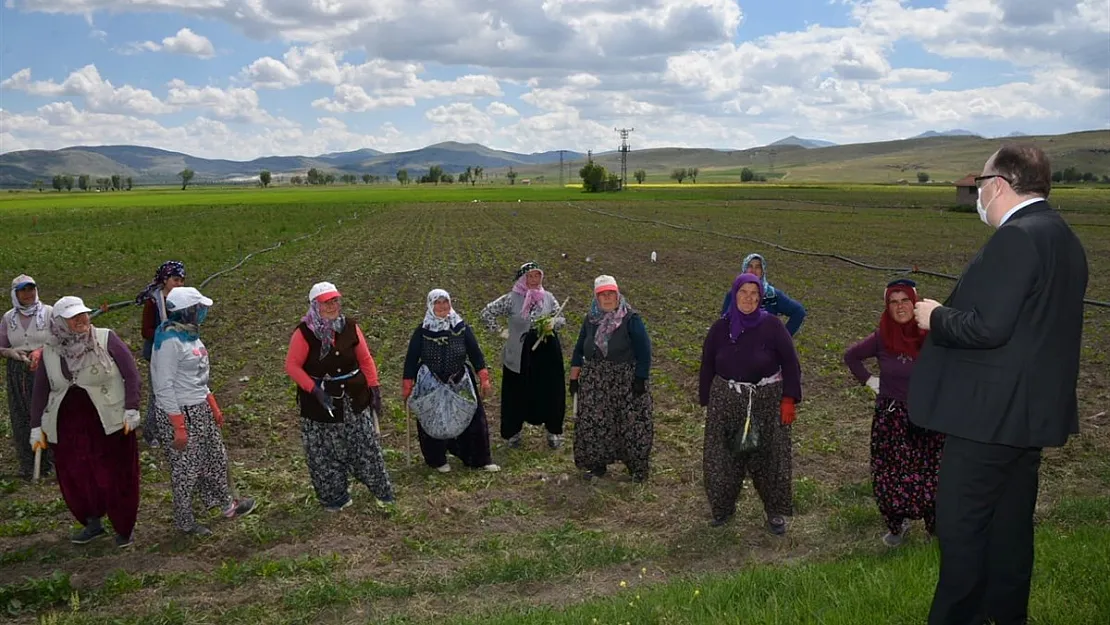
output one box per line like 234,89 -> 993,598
914,299 -> 942,330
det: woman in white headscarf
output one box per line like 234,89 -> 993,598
0,275 -> 53,479
480,261 -> 567,450
402,289 -> 499,473
284,282 -> 394,512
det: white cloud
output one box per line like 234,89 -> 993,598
1,65 -> 173,115
310,85 -> 415,113
164,79 -> 278,123
486,102 -> 519,117
122,27 -> 215,58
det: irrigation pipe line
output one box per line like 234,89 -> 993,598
89,210 -> 372,319
568,202 -> 1110,310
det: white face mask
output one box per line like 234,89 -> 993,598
976,182 -> 997,227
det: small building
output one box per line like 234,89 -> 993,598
954,174 -> 978,206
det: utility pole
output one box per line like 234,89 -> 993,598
615,127 -> 634,190
558,149 -> 567,188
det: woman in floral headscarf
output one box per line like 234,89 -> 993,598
844,278 -> 944,546
0,275 -> 53,479
569,275 -> 654,482
402,289 -> 499,473
284,282 -> 394,511
136,260 -> 186,446
480,262 -> 567,450
30,297 -> 142,547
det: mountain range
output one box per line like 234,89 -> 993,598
0,130 -> 1097,186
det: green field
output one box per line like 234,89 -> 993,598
1,184 -> 1108,624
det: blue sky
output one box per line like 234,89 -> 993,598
1,0 -> 1107,159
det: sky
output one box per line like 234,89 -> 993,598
0,0 -> 1107,160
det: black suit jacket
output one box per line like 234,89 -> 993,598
908,201 -> 1088,448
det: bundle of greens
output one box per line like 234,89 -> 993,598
531,297 -> 569,351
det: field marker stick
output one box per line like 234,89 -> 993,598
33,449 -> 41,482
405,405 -> 412,466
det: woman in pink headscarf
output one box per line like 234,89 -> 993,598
480,261 -> 567,450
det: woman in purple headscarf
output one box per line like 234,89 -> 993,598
698,273 -> 802,535
135,260 -> 186,446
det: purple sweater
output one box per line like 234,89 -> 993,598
30,331 -> 142,427
842,330 -> 915,402
698,316 -> 802,406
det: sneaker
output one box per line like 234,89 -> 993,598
325,496 -> 353,512
767,515 -> 787,536
546,433 -> 564,449
507,432 -> 523,449
115,532 -> 135,548
70,520 -> 106,544
481,464 -> 501,472
883,519 -> 910,547
186,525 -> 212,537
436,463 -> 451,473
224,498 -> 257,519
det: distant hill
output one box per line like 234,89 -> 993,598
911,129 -> 980,139
1,131 -> 1107,186
768,136 -> 838,149
0,142 -> 585,186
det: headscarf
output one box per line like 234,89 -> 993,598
49,315 -> 112,373
135,261 -> 186,307
153,304 -> 207,351
423,289 -> 465,332
9,275 -> 46,331
725,273 -> 771,341
302,298 -> 345,360
741,253 -> 776,301
588,290 -> 632,357
511,261 -> 546,318
879,279 -> 927,359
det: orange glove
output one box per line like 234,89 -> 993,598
29,349 -> 43,372
780,398 -> 796,426
402,379 -> 414,401
169,413 -> 188,450
207,393 -> 223,427
477,368 -> 492,399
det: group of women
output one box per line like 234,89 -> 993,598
1,251 -> 942,548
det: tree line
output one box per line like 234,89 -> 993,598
33,174 -> 135,192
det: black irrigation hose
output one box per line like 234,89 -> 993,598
89,210 -> 371,318
568,202 -> 1110,309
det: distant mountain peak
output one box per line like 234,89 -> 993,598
911,129 -> 980,139
767,135 -> 837,149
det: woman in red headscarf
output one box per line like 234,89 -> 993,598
843,279 -> 945,547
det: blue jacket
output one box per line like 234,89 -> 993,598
720,287 -> 807,336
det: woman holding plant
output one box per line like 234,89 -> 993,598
843,278 -> 943,547
402,289 -> 499,473
1,275 -> 53,479
480,262 -> 567,450
569,275 -> 654,482
699,273 -> 802,535
284,282 -> 394,511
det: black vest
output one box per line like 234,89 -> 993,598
581,313 -> 638,364
295,319 -> 371,423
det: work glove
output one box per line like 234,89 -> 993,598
312,383 -> 334,413
402,379 -> 414,402
30,427 -> 47,452
168,413 -> 188,450
29,349 -> 42,372
369,386 -> 382,416
780,398 -> 797,426
207,393 -> 224,427
122,409 -> 141,434
632,378 -> 647,397
477,369 -> 492,399
865,376 -> 880,394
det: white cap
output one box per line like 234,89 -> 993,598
309,281 -> 341,302
166,287 -> 213,312
593,275 -> 619,294
53,296 -> 93,319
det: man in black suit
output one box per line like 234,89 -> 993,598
908,144 -> 1088,625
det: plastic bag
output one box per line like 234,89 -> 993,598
408,365 -> 477,440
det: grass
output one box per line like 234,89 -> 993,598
0,183 -> 1107,623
